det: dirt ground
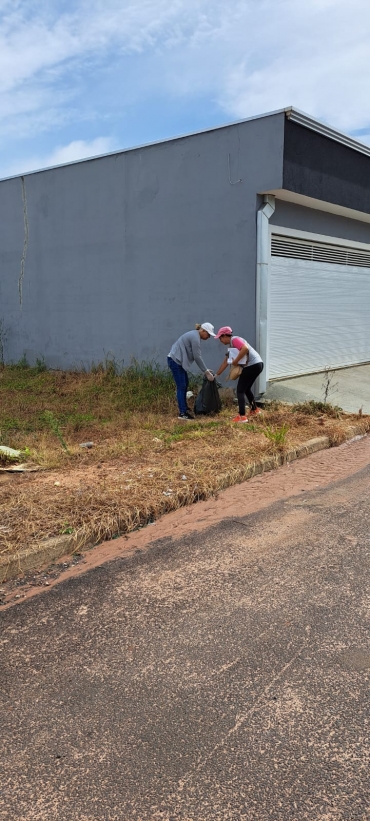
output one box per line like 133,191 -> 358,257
1,403 -> 369,560
2,432 -> 369,610
1,363 -> 369,560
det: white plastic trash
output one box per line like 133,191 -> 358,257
0,446 -> 21,458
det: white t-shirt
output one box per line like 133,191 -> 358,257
227,336 -> 262,367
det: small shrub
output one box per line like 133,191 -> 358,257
14,354 -> 29,370
263,424 -> 289,447
35,357 -> 47,373
43,410 -> 70,453
292,400 -> 342,418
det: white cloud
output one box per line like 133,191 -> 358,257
0,0 -> 218,94
1,0 -> 370,174
44,137 -> 119,166
0,1 -> 226,140
2,137 -> 118,178
215,0 -> 370,133
155,0 -> 370,135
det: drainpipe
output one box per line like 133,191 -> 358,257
256,194 -> 275,395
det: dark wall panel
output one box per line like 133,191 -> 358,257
283,121 -> 370,214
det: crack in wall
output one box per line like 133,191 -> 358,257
19,176 -> 29,308
0,318 -> 7,367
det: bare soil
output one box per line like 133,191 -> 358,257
0,363 -> 368,560
1,430 -> 369,610
0,406 -> 368,559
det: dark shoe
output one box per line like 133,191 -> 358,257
178,411 -> 194,420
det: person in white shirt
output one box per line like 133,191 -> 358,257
214,326 -> 263,423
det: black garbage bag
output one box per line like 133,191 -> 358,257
194,376 -> 222,415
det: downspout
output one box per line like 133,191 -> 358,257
256,194 -> 275,395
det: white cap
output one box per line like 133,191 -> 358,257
200,322 -> 216,337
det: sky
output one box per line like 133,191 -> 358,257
1,0 -> 370,180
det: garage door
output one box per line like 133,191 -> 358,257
269,234 -> 370,379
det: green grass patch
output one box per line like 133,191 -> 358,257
0,360 -> 177,434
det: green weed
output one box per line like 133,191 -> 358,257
263,424 -> 289,447
60,523 -> 74,535
13,354 -> 30,370
35,357 -> 47,373
91,354 -> 124,377
43,411 -> 70,453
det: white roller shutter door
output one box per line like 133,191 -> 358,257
269,235 -> 370,379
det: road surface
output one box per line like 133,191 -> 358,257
1,438 -> 369,820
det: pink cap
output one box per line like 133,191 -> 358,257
215,326 -> 233,339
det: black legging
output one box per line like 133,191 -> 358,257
237,362 -> 264,414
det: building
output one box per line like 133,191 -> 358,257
1,107 -> 370,391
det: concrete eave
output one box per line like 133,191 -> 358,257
285,107 -> 370,158
264,188 -> 370,225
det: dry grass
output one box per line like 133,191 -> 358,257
0,363 -> 368,558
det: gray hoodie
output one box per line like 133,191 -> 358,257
168,330 -> 208,373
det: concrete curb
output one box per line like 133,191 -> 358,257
0,425 -> 367,583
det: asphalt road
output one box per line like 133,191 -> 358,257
1,454 -> 369,821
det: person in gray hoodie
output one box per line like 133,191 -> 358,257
168,323 -> 215,419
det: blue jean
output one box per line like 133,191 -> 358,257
167,356 -> 189,415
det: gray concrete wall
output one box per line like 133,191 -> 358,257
0,114 -> 284,372
270,199 -> 370,244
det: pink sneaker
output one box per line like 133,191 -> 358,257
249,407 -> 263,416
232,414 -> 248,423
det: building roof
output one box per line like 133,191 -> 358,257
2,107 -> 370,182
284,107 -> 370,158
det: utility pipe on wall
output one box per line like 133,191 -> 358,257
256,194 -> 275,395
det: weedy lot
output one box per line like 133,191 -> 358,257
0,361 -> 368,559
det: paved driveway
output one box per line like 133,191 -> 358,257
263,363 -> 370,414
1,439 -> 370,821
